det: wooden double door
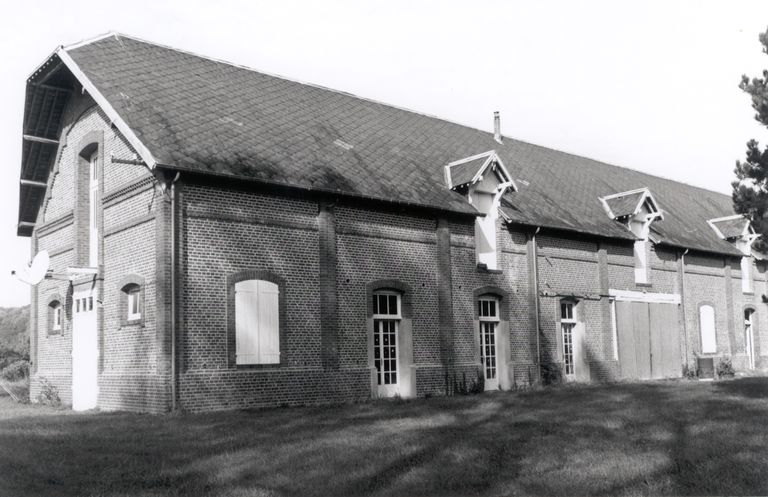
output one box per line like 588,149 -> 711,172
616,301 -> 682,380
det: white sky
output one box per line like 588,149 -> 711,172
1,0 -> 768,307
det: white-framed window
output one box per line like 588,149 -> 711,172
610,298 -> 618,361
478,296 -> 499,383
49,301 -> 62,334
89,151 -> 99,267
634,240 -> 648,284
235,279 -> 280,365
742,257 -> 753,293
699,304 -> 717,354
126,286 -> 141,321
561,301 -> 577,376
373,291 -> 401,389
745,308 -> 756,369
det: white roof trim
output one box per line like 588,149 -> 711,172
56,47 -> 157,169
707,214 -> 751,240
63,32 -> 119,51
608,289 -> 681,304
444,150 -> 517,191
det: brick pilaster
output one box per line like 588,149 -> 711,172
597,244 -> 612,359
436,218 -> 454,367
724,259 -> 735,355
318,202 -> 339,369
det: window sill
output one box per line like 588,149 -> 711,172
635,282 -> 653,288
742,291 -> 755,296
234,362 -> 285,370
476,264 -> 503,275
120,319 -> 145,328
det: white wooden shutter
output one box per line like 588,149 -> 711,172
257,281 -> 280,364
235,280 -> 260,364
699,305 -> 716,354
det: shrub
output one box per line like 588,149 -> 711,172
35,377 -> 61,406
1,359 -> 29,381
540,362 -> 564,385
717,357 -> 735,378
682,363 -> 698,380
444,368 -> 485,396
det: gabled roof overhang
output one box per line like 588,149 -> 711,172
444,150 -> 517,192
599,187 -> 663,221
17,35 -> 157,237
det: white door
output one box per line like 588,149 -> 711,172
373,292 -> 401,397
478,297 -> 499,391
561,301 -> 588,381
745,309 -> 755,370
72,290 -> 98,410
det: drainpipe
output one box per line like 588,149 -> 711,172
169,171 -> 180,411
680,248 -> 689,369
532,226 -> 542,384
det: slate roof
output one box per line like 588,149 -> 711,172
20,33 -> 744,256
447,156 -> 488,188
603,192 -> 646,218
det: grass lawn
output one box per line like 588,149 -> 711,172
2,378 -> 768,497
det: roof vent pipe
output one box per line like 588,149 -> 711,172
493,111 -> 502,144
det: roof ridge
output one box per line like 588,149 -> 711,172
76,32 -> 504,141
69,32 -> 734,203
508,136 -> 732,200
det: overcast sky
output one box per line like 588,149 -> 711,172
1,0 -> 768,307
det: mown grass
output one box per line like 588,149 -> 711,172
1,378 -> 768,497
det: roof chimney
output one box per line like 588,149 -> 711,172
493,111 -> 502,144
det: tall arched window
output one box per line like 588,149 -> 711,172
560,300 -> 577,377
745,308 -> 756,369
372,291 -> 401,395
699,304 -> 716,354
478,296 -> 499,389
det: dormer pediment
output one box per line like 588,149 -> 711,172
599,187 -> 662,221
444,150 -> 517,192
708,214 -> 753,240
599,188 -> 663,243
707,214 -> 758,255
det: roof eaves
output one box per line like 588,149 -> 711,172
57,47 -> 157,170
156,162 -> 480,217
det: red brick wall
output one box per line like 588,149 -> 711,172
30,93 -> 167,412
30,97 -> 768,412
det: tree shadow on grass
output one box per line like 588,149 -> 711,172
3,379 -> 768,496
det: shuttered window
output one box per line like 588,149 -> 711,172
699,304 -> 716,354
235,279 -> 280,365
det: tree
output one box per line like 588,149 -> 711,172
734,29 -> 768,252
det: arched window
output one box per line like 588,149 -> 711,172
745,308 -> 756,369
235,279 -> 280,365
119,275 -> 145,326
372,290 -> 401,394
560,300 -> 578,377
48,299 -> 62,335
478,295 -> 500,389
125,284 -> 141,321
699,304 -> 716,354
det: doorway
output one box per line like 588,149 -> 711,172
72,289 -> 98,410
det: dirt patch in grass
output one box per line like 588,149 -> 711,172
1,379 -> 768,496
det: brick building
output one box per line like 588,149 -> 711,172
17,33 -> 766,413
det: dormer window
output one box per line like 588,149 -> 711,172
708,215 -> 759,293
445,150 -> 517,270
599,188 -> 663,284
